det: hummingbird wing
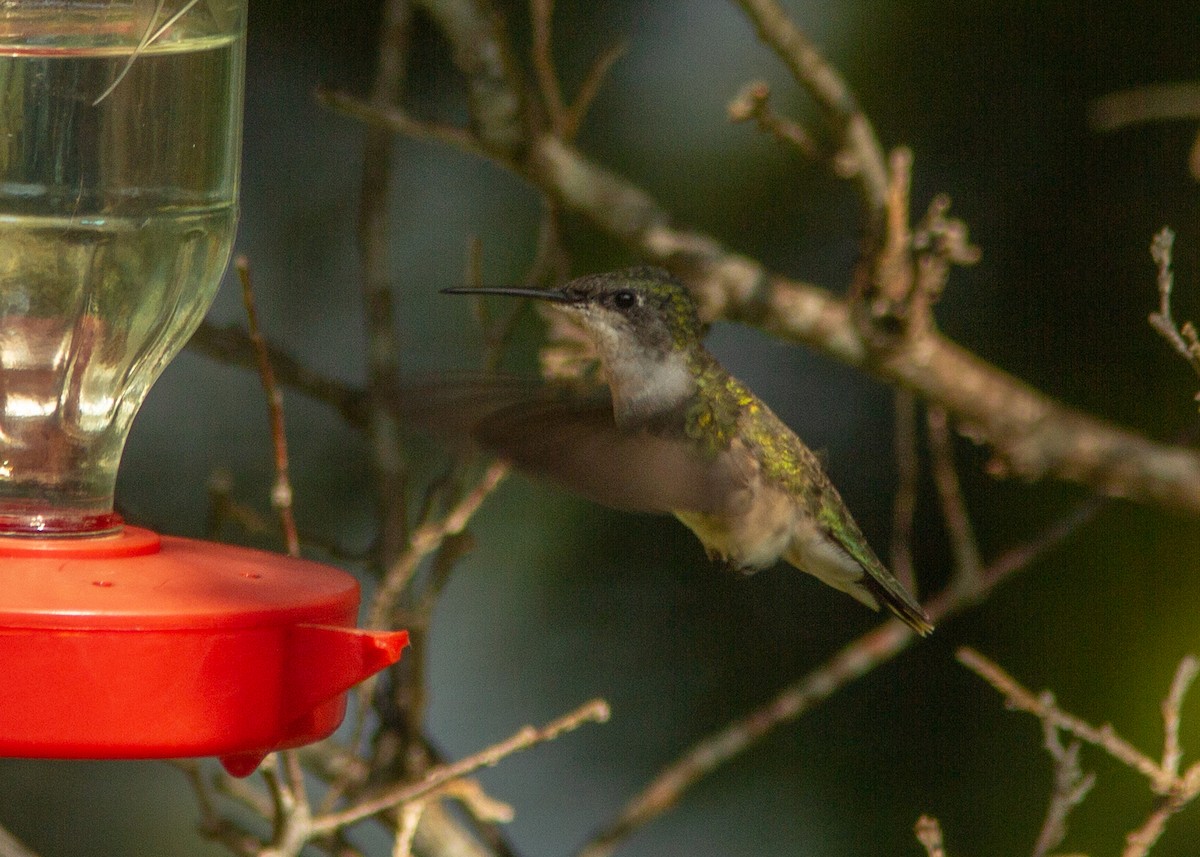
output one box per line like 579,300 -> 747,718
736,400 -> 933,635
811,487 -> 934,636
397,376 -> 737,515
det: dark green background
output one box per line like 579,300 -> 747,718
2,1 -> 1199,855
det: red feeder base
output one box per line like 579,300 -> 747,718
0,527 -> 407,776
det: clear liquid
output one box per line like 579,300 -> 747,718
0,28 -> 243,532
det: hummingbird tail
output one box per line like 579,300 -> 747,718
859,575 -> 934,636
785,530 -> 935,636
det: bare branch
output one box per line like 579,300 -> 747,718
1089,82 -> 1200,132
312,698 -> 610,835
318,87 -> 496,163
727,80 -> 818,157
732,0 -> 888,210
0,825 -> 41,857
873,146 -> 915,311
172,760 -> 271,856
958,649 -> 1200,857
577,498 -> 1102,857
1031,720 -> 1095,857
368,459 -> 509,630
413,0 -> 528,160
854,150 -> 978,346
393,801 -> 426,857
889,389 -> 919,594
189,321 -> 368,430
1162,655 -> 1200,777
1122,656 -> 1200,857
356,0 -> 415,567
927,406 -> 984,598
412,803 -> 498,857
236,257 -> 301,557
563,41 -> 627,139
1148,228 -> 1200,381
527,135 -> 1200,514
1124,803 -> 1175,857
957,648 -> 1174,793
530,0 -> 566,132
908,193 -> 980,336
437,778 -> 515,824
578,623 -> 923,857
1122,775 -> 1200,857
914,815 -> 946,857
258,756 -> 314,857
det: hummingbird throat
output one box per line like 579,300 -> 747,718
602,345 -> 695,424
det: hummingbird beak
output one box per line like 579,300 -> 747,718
441,286 -> 578,304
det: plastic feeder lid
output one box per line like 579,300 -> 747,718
0,527 -> 407,776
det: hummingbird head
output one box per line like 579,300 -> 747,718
446,266 -> 702,353
444,267 -> 705,421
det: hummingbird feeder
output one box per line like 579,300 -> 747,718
0,0 -> 406,776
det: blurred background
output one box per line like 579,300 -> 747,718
2,1 -> 1199,855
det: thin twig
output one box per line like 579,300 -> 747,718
412,804 -> 499,857
189,321 -> 368,430
171,760 -> 270,856
411,0 -> 528,159
311,698 -> 610,835
908,193 -> 980,336
727,80 -> 819,157
236,257 -> 300,556
1148,228 -> 1200,380
733,0 -> 888,210
576,497 -> 1102,857
1122,771 -> 1200,857
327,6 -> 424,824
530,0 -> 566,133
281,751 -> 310,832
957,648 -> 1174,793
1121,656 -> 1200,857
1161,656 -> 1200,777
437,778 -> 515,824
368,459 -> 509,630
257,754 -> 315,857
927,406 -> 984,597
1030,720 -> 1095,857
562,41 -> 627,139
1124,802 -> 1176,857
319,88 -> 496,162
889,389 -> 919,595
528,0 -> 623,140
0,824 -> 40,857
872,146 -> 914,311
356,0 -> 414,566
1089,82 -> 1200,132
960,648 -> 1200,857
914,815 -> 946,857
393,802 -> 426,857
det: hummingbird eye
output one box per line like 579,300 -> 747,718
612,290 -> 637,310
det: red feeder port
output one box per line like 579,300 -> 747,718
0,527 -> 407,776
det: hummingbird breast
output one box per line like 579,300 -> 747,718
672,439 -> 797,572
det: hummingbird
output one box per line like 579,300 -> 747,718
429,267 -> 932,634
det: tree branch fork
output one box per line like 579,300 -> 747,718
316,89 -> 1200,516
